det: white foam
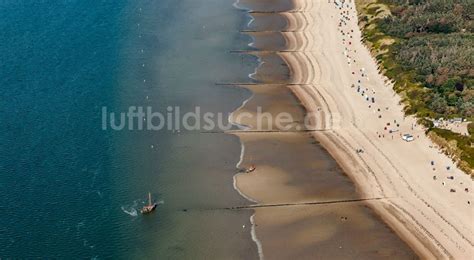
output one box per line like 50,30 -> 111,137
232,175 -> 257,203
232,142 -> 258,203
121,206 -> 138,217
249,56 -> 264,80
251,214 -> 264,260
247,15 -> 255,27
228,93 -> 253,131
248,34 -> 256,47
237,141 -> 245,168
120,198 -> 162,217
229,2 -> 264,259
232,0 -> 243,10
232,0 -> 252,11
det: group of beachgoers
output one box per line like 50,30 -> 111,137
335,1 -> 401,140
430,155 -> 471,205
332,0 -> 471,205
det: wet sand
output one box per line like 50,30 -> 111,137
232,121 -> 416,259
287,0 -> 473,258
227,0 -> 474,259
229,1 -> 418,258
250,53 -> 290,83
231,85 -> 306,131
229,0 -> 473,259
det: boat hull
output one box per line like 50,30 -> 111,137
140,203 -> 157,214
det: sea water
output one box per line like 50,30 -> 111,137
0,0 -> 259,258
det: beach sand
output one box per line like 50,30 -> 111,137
231,0 -> 473,258
233,131 -> 416,259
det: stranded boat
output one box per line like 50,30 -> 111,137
246,165 -> 256,173
141,192 -> 157,214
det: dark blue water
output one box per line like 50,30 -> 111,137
0,0 -> 258,258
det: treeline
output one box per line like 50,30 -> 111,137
356,0 -> 474,172
379,0 -> 473,36
377,0 -> 474,118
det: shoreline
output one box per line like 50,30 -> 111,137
230,0 -> 473,258
282,0 -> 473,258
230,0 -> 418,258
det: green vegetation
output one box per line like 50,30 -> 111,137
356,0 -> 473,174
429,127 -> 473,174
